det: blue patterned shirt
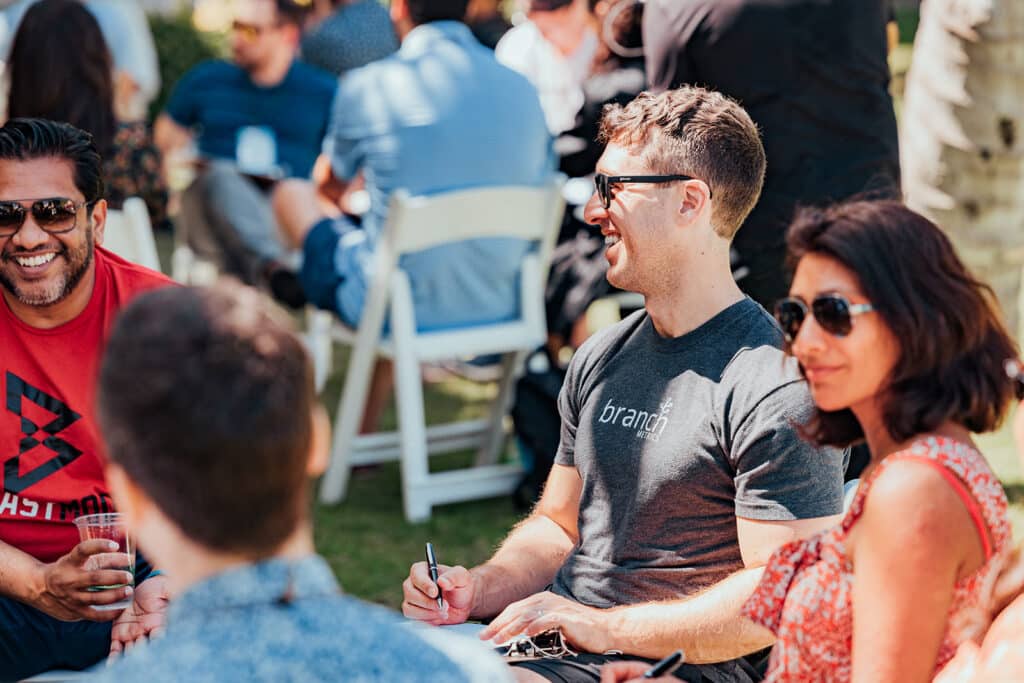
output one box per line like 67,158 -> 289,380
87,556 -> 510,682
300,0 -> 399,77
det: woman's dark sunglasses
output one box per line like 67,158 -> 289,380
774,294 -> 875,342
0,197 -> 88,237
593,173 -> 709,209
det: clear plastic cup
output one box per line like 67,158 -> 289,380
73,513 -> 135,611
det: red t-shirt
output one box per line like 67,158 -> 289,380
0,248 -> 172,563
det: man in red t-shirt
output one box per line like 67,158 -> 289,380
0,119 -> 172,679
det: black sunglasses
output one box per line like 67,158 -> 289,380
0,197 -> 88,238
774,294 -> 875,343
593,173 -> 709,209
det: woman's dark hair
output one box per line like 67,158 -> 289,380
7,0 -> 116,157
787,200 -> 1018,447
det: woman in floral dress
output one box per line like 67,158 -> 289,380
740,200 -> 1017,682
603,200 -> 1018,683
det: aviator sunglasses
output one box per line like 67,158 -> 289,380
774,294 -> 875,343
593,172 -> 709,209
0,197 -> 88,238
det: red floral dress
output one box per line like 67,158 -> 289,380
742,437 -> 1011,682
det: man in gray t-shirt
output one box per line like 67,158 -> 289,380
403,86 -> 845,683
552,300 -> 841,609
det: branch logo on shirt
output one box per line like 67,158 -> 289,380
4,372 -> 83,494
598,397 -> 674,442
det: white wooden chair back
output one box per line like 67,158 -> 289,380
101,197 -> 160,271
317,177 -> 567,521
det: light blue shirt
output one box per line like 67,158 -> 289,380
324,21 -> 554,331
87,556 -> 510,682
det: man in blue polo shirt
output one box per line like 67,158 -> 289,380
155,0 -> 336,288
273,0 -> 552,431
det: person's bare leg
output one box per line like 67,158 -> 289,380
512,668 -> 550,683
360,359 -> 394,434
271,179 -> 337,249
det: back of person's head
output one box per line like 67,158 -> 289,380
787,199 -> 1018,447
7,0 -> 116,157
599,85 -> 765,240
0,118 -> 104,205
97,281 -> 318,558
405,0 -> 471,24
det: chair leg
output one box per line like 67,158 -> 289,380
475,351 -> 522,467
319,338 -> 378,505
393,340 -> 431,522
305,308 -> 333,393
171,243 -> 195,284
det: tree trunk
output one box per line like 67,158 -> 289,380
901,0 -> 1024,340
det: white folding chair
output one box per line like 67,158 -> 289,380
317,178 -> 566,522
101,197 -> 161,271
169,232 -> 218,285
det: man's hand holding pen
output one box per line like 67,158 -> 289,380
402,558 -> 478,626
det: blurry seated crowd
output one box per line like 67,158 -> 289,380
0,0 -> 1022,682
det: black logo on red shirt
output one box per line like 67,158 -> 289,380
4,372 -> 82,494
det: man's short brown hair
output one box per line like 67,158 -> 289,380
97,281 -> 315,558
599,86 -> 766,239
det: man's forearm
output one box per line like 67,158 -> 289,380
469,514 -> 576,619
0,540 -> 44,605
606,567 -> 775,663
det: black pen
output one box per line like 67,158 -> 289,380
425,542 -> 443,610
644,650 -> 684,678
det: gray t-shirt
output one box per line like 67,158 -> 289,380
552,298 -> 845,607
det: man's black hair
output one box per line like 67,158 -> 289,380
0,118 -> 104,204
406,0 -> 470,25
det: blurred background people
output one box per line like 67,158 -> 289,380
155,0 -> 335,290
91,281 -> 510,682
299,0 -> 398,77
545,0 -> 645,354
0,0 -> 160,122
496,0 -> 598,135
272,0 -> 552,434
464,0 -> 511,49
6,0 -> 168,230
643,0 -> 900,311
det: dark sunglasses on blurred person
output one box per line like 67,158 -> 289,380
231,20 -> 280,40
774,294 -> 875,343
0,197 -> 87,237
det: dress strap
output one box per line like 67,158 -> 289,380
887,453 -> 993,560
